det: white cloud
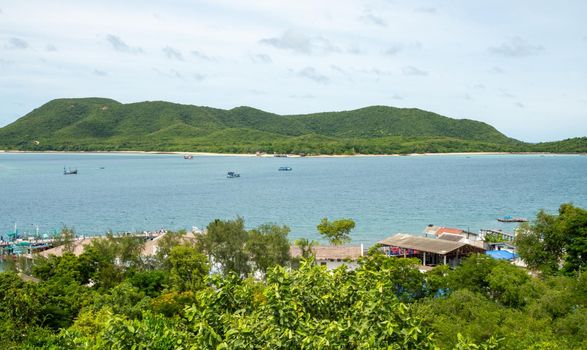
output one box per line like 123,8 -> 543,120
500,89 -> 515,98
162,46 -> 183,61
250,54 -> 272,63
105,34 -> 143,54
359,12 -> 386,27
489,36 -> 544,57
490,66 -> 505,74
93,69 -> 107,76
5,37 -> 29,49
402,66 -> 428,76
297,67 -> 329,84
191,50 -> 215,61
383,42 -> 421,56
414,7 -> 437,14
260,30 -> 340,55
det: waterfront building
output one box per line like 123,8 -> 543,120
289,245 -> 364,270
378,233 -> 486,268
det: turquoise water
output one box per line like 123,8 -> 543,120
1,153 -> 586,245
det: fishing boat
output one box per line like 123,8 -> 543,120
278,166 -> 292,171
63,167 -> 78,175
227,171 -> 240,178
184,155 -> 193,159
497,216 -> 528,223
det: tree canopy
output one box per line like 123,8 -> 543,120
317,218 -> 355,245
4,97 -> 585,155
1,208 -> 587,348
515,203 -> 587,274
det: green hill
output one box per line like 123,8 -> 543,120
0,98 -> 583,154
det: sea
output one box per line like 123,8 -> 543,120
1,152 -> 586,245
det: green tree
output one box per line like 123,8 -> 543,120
32,252 -> 91,285
53,226 -> 77,253
317,217 -> 355,245
247,223 -> 291,275
294,238 -> 317,259
167,245 -> 209,292
197,217 -> 250,276
558,204 -> 587,273
515,210 -> 565,274
515,203 -> 587,274
80,236 -> 123,290
127,270 -> 168,297
152,230 -> 191,270
182,257 -> 437,349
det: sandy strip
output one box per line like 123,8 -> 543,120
0,150 -> 582,157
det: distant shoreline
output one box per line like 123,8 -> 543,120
0,150 -> 584,157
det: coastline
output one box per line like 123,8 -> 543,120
0,149 -> 583,157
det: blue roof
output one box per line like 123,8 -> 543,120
486,250 -> 518,260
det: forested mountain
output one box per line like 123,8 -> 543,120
0,98 -> 584,154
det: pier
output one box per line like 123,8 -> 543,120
0,229 -> 170,260
479,229 -> 515,241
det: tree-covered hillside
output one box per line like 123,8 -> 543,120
0,98 -> 584,154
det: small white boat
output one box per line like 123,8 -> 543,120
63,167 -> 78,175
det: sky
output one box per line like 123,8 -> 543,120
0,0 -> 586,142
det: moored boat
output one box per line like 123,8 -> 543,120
497,216 -> 528,223
64,167 -> 78,175
184,155 -> 193,159
278,166 -> 292,171
227,171 -> 240,178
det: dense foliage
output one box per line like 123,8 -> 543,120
3,98 -> 583,154
1,208 -> 586,349
516,203 -> 587,274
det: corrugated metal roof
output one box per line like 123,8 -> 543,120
438,233 -> 465,241
378,233 -> 484,255
290,245 -> 363,260
437,227 -> 463,235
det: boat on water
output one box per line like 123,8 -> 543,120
278,166 -> 292,171
184,155 -> 193,159
227,171 -> 240,178
497,216 -> 528,223
63,167 -> 78,175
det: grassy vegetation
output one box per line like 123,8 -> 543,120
0,97 -> 585,154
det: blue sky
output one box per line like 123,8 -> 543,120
0,0 -> 586,142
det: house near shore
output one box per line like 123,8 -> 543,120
37,237 -> 95,258
378,233 -> 485,268
141,231 -> 198,256
36,230 -> 199,259
424,225 -> 480,241
290,244 -> 364,270
485,241 -> 526,267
